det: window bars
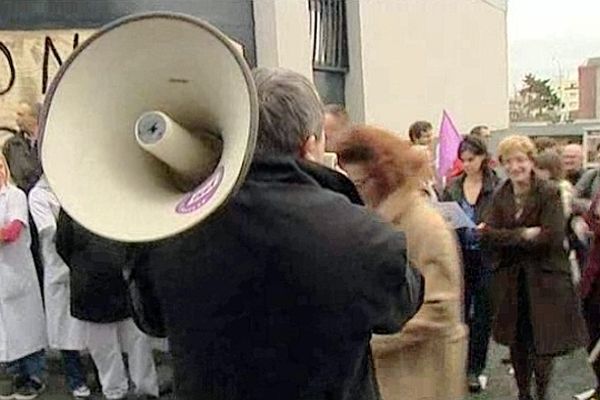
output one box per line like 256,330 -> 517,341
309,0 -> 348,72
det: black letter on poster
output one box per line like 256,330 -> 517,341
42,36 -> 64,95
0,42 -> 16,96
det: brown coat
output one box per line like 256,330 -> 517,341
482,176 -> 587,355
371,188 -> 467,400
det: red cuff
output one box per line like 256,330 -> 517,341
1,220 -> 24,243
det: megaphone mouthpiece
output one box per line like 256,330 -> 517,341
135,111 -> 222,190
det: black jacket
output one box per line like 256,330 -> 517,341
135,157 -> 424,400
2,131 -> 42,193
442,168 -> 499,223
56,210 -> 131,323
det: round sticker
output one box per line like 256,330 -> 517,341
176,166 -> 224,214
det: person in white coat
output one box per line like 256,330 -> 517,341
28,176 -> 91,398
56,210 -> 159,400
0,154 -> 47,400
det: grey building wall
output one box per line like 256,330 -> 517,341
0,0 -> 256,66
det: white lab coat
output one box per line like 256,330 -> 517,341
29,177 -> 88,350
0,184 -> 47,362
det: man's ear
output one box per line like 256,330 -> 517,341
301,135 -> 319,163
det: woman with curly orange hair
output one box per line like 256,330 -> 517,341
337,126 -> 467,400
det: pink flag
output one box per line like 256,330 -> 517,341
436,110 -> 462,179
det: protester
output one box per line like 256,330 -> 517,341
535,150 -> 574,216
338,125 -> 466,400
443,135 -> 499,392
411,144 -> 440,201
534,151 -> 585,284
481,135 -> 586,400
563,143 -> 585,186
470,125 -> 491,139
56,212 -> 159,400
534,137 -> 558,154
448,127 -> 498,179
581,191 -> 600,400
29,175 -> 91,398
408,120 -> 435,146
3,101 -> 44,297
0,154 -> 47,400
3,102 -> 42,193
576,164 -> 600,202
130,68 -> 424,400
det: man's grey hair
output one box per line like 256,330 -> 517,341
252,67 -> 324,156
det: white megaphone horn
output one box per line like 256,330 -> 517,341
38,12 -> 258,243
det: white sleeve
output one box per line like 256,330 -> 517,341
6,186 -> 29,227
28,188 -> 56,234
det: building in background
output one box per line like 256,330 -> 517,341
579,57 -> 600,120
305,0 -> 509,135
0,0 -> 509,141
552,79 -> 579,121
343,0 -> 509,135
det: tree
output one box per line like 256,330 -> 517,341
519,73 -> 561,119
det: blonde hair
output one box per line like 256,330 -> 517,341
497,135 -> 537,162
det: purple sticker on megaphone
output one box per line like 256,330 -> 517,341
176,166 -> 224,214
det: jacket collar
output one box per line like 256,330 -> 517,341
498,172 -> 542,223
447,168 -> 498,202
247,156 -> 364,206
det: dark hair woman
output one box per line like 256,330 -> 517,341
480,135 -> 586,400
442,134 -> 499,393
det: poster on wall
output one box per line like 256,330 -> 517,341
0,29 -> 96,143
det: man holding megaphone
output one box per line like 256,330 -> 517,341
128,67 -> 424,400
39,14 -> 424,400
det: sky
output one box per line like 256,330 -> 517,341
508,0 -> 600,93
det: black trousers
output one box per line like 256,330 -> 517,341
511,268 -> 553,400
463,249 -> 492,376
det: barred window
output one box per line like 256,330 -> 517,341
309,0 -> 348,72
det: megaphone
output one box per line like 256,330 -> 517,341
39,13 -> 258,242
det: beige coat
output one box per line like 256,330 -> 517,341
371,188 -> 467,400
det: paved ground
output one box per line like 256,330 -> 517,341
31,351 -> 174,400
33,342 -> 598,399
470,342 -> 595,400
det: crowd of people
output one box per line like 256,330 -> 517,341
0,103 -> 161,400
322,90 -> 600,400
1,67 -> 600,400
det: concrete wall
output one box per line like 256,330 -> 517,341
346,0 -> 509,136
253,0 -> 313,80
